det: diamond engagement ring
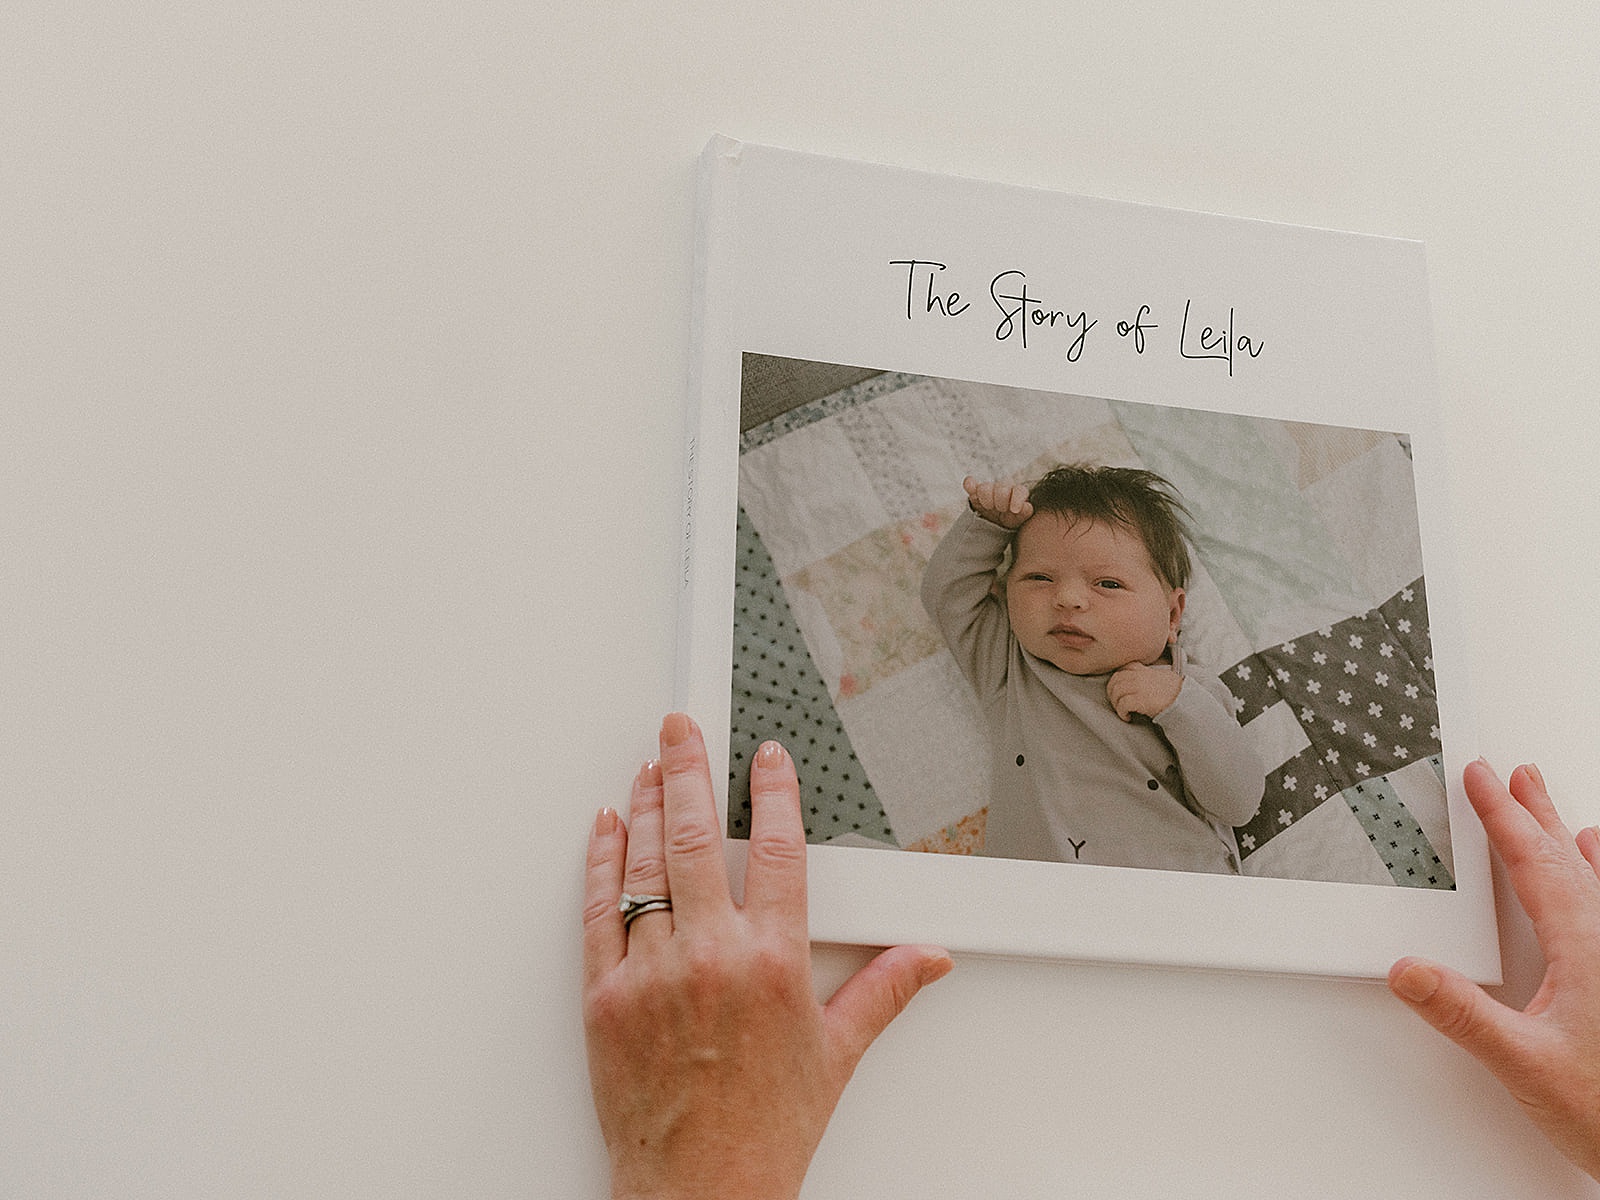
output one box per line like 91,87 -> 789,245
619,892 -> 672,930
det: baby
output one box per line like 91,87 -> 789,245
921,464 -> 1263,873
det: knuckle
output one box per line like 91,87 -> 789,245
679,939 -> 736,1000
666,818 -> 721,859
1431,994 -> 1487,1044
582,976 -> 629,1035
879,963 -> 919,1016
747,827 -> 806,870
581,890 -> 620,931
585,836 -> 614,872
623,849 -> 668,885
748,939 -> 807,998
660,752 -> 706,784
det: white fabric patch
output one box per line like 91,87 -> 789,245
837,652 -> 993,844
1304,436 -> 1425,614
1242,795 -> 1395,886
738,419 -> 889,578
1388,755 -> 1453,875
1177,557 -> 1255,681
1243,698 -> 1314,776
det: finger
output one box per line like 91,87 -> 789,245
1577,826 -> 1600,880
1106,683 -> 1133,722
1105,673 -> 1134,719
823,945 -> 953,1078
962,475 -> 979,498
1388,956 -> 1532,1080
1508,763 -> 1577,846
1010,485 -> 1030,516
659,712 -> 734,926
1465,760 -> 1594,931
582,806 -> 627,986
621,759 -> 673,943
741,740 -> 808,936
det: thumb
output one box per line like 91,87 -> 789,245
1389,957 -> 1527,1072
823,945 -> 953,1075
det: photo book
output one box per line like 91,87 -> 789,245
676,135 -> 1498,981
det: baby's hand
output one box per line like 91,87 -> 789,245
1107,662 -> 1182,721
963,476 -> 1033,529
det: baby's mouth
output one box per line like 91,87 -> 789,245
1048,624 -> 1093,647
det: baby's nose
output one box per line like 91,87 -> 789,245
1054,580 -> 1090,608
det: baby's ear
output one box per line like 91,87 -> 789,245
1167,587 -> 1187,642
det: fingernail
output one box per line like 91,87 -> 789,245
921,949 -> 955,985
595,806 -> 619,835
661,712 -> 692,748
754,740 -> 786,769
1391,959 -> 1440,1003
636,759 -> 662,789
1525,762 -> 1546,790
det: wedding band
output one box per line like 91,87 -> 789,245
619,892 -> 672,929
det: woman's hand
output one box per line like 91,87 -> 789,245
1390,759 -> 1600,1181
583,713 -> 953,1200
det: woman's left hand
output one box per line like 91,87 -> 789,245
582,713 -> 952,1200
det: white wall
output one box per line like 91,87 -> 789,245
5,3 -> 1599,1196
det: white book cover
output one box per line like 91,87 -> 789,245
677,135 -> 1498,981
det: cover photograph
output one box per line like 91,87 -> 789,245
677,136 -> 1497,981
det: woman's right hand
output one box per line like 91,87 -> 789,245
1391,760 -> 1600,1181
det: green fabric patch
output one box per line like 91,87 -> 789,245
1344,763 -> 1454,889
730,505 -> 896,846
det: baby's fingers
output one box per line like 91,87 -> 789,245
1105,674 -> 1131,721
963,477 -> 998,513
989,482 -> 1029,517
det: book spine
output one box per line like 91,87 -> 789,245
674,136 -> 743,718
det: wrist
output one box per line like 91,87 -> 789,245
610,1159 -> 806,1200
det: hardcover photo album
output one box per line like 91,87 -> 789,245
677,136 -> 1497,981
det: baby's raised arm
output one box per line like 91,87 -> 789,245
963,476 -> 1033,529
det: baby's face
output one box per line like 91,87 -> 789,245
1005,513 -> 1184,677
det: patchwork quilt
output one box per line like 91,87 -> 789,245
727,369 -> 1453,888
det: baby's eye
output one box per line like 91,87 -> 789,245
1095,579 -> 1125,590
1021,572 -> 1052,582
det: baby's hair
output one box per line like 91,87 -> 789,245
1024,464 -> 1193,590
